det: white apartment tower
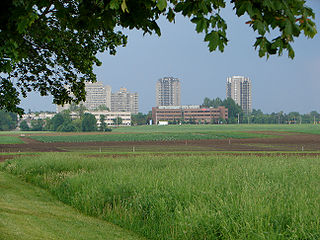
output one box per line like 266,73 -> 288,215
111,88 -> 138,114
156,77 -> 181,106
226,76 -> 252,114
83,82 -> 111,110
56,81 -> 111,112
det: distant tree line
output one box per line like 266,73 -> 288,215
0,110 -> 18,130
249,109 -> 320,124
202,97 -> 320,124
131,112 -> 152,126
202,97 -> 243,124
2,103 -> 320,132
19,111 -> 112,132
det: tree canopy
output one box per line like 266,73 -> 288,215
81,113 -> 97,131
0,0 -> 317,114
0,110 -> 18,130
202,97 -> 243,123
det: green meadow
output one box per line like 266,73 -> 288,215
2,152 -> 320,240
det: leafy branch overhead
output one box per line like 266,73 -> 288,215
0,0 -> 317,114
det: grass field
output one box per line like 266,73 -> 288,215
0,136 -> 24,144
0,171 -> 144,240
112,124 -> 320,134
2,152 -> 320,240
0,131 -> 48,135
28,131 -> 271,143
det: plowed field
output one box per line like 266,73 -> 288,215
1,132 -> 320,156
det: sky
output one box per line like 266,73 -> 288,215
19,1 -> 320,114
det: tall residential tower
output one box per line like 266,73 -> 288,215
156,77 -> 181,106
111,88 -> 139,114
56,81 -> 111,112
226,76 -> 252,114
83,81 -> 111,110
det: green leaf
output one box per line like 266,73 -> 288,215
205,31 -> 219,52
256,21 -> 266,35
157,0 -> 167,11
284,19 -> 292,36
287,44 -> 295,59
195,18 -> 207,33
109,0 -> 121,10
121,0 -> 129,13
167,8 -> 175,22
235,1 -> 247,17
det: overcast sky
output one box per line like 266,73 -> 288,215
20,1 -> 320,114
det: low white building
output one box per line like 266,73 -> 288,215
20,112 -> 55,121
85,111 -> 131,126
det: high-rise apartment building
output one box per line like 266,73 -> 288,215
111,88 -> 138,114
56,81 -> 111,112
226,76 -> 252,114
83,82 -> 111,110
156,77 -> 181,106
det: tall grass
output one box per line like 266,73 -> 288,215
2,153 -> 320,239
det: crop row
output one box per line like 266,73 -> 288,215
28,131 -> 270,143
112,124 -> 320,134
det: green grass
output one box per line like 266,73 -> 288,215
2,152 -> 320,239
28,131 -> 270,143
113,124 -> 320,134
0,131 -> 49,135
0,171 -> 144,240
0,136 -> 24,144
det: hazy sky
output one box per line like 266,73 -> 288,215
20,1 -> 320,114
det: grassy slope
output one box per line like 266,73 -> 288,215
0,172 -> 144,240
2,152 -> 320,240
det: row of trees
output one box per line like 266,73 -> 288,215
202,97 -> 243,124
131,112 -> 152,126
1,104 -> 320,132
0,110 -> 18,130
249,109 -> 320,124
20,111 -> 112,132
202,97 -> 320,124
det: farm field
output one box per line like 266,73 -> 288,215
2,152 -> 320,240
1,124 -> 320,152
28,131 -> 271,143
1,124 -> 320,239
111,124 -> 320,134
0,136 -> 24,144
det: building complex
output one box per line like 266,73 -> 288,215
83,82 -> 111,110
152,105 -> 228,124
111,88 -> 138,114
70,111 -> 131,126
56,81 -> 112,112
156,77 -> 181,106
56,82 -> 138,114
226,76 -> 252,114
